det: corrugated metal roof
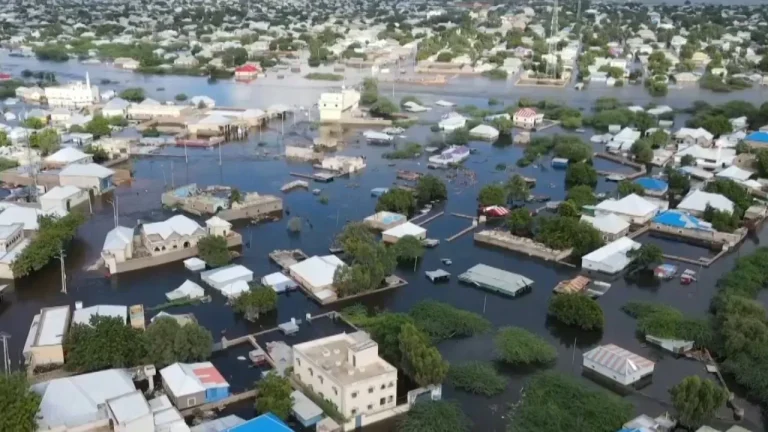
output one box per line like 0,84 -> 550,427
583,344 -> 654,377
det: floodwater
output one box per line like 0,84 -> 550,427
1,54 -> 768,431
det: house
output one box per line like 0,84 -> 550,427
716,165 -> 753,183
45,146 -> 93,166
206,216 -> 232,237
469,124 -> 499,141
44,73 -> 100,108
675,128 -> 714,147
101,226 -> 134,270
606,128 -> 641,153
289,255 -> 345,294
428,145 -> 470,167
321,156 -> 366,173
72,304 -> 127,326
744,131 -> 768,148
200,264 -> 254,296
102,97 -> 131,118
674,145 -> 734,170
23,305 -> 70,365
94,137 -> 132,159
438,113 -> 467,131
580,214 -> 630,242
364,211 -> 407,231
581,237 -> 641,274
40,185 -> 89,212
32,369 -> 138,431
106,390 -> 155,432
582,344 -> 655,386
622,413 -> 676,432
234,63 -> 262,80
16,86 -> 44,101
141,215 -> 207,256
59,163 -> 115,195
50,107 -> 72,123
174,55 -> 199,68
291,390 -> 324,427
633,177 -> 669,197
160,362 -> 230,409
226,414 -> 294,432
261,272 -> 298,293
190,415 -> 246,432
127,101 -> 187,120
677,190 -> 734,216
595,194 -> 660,225
292,331 -> 398,421
318,89 -> 361,122
382,221 -> 427,244
190,95 -> 216,108
0,223 -> 28,279
512,108 -> 544,129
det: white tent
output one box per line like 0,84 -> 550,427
165,280 -> 205,301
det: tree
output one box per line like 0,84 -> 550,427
665,166 -> 691,195
565,162 -> 597,188
370,97 -> 399,117
705,178 -> 752,217
175,93 -> 188,101
506,208 -> 534,236
83,145 -> 109,163
144,317 -> 213,367
478,184 -> 507,206
255,373 -> 293,420
626,244 -> 663,274
13,213 -> 85,277
547,294 -> 604,330
229,188 -> 243,205
399,401 -> 471,432
535,216 -> 603,257
0,130 -> 9,147
557,200 -> 580,217
703,205 -> 739,233
494,327 -> 557,365
553,139 -> 592,162
399,322 -> 449,387
0,157 -> 18,171
393,235 -> 424,263
233,284 -> 278,320
565,185 -> 597,207
28,129 -> 60,156
617,180 -> 644,197
409,300 -> 490,341
22,117 -> 45,129
84,115 -> 111,138
197,235 -> 231,267
287,216 -> 302,233
65,315 -> 147,372
690,114 -> 732,137
416,174 -> 447,204
0,373 -> 42,432
633,111 -> 656,133
680,154 -> 697,166
505,174 -> 530,202
492,117 -> 514,135
448,362 -> 507,396
119,87 -> 145,102
670,376 -> 728,428
335,222 -> 377,255
376,188 -> 416,217
756,149 -> 768,177
630,140 -> 653,164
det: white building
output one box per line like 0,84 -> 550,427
102,226 -> 135,272
289,255 -> 345,295
675,128 -> 714,147
59,163 -> 115,195
513,108 -> 544,129
674,145 -> 735,170
23,305 -> 71,366
106,390 -> 155,432
44,72 -> 100,108
428,145 -> 470,167
45,146 -> 93,166
438,113 -> 467,132
102,97 -> 131,118
594,194 -> 661,225
469,124 -> 499,141
141,215 -> 206,256
39,185 -> 89,213
292,331 -> 398,421
201,264 -> 254,292
261,272 -> 298,293
321,156 -> 366,173
580,214 -> 630,242
0,223 -> 27,279
582,344 -> 655,386
381,222 -> 427,244
581,236 -> 641,274
318,89 -> 361,122
677,190 -> 734,216
72,304 -> 128,326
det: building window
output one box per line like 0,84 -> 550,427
380,397 -> 386,406
309,368 -> 313,377
380,384 -> 385,390
388,382 -> 394,388
351,409 -> 357,416
367,404 -> 373,411
351,391 -> 358,398
333,387 -> 338,395
319,376 -> 324,384
368,386 -> 374,394
296,358 -> 301,366
388,395 -> 393,403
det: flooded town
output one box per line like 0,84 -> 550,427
2,0 -> 768,431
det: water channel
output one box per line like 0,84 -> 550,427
1,53 -> 768,431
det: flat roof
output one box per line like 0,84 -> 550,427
291,390 -> 323,420
202,264 -> 253,284
458,264 -> 533,294
382,221 -> 426,238
106,390 -> 150,425
72,305 -> 128,326
35,306 -> 70,346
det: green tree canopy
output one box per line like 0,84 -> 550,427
448,362 -> 507,396
478,184 -> 507,206
494,326 -> 557,365
233,284 -> 278,320
416,174 -> 447,204
0,130 -> 11,147
22,117 -> 45,129
144,317 -> 213,367
630,140 -> 654,164
83,145 -> 109,163
665,166 -> 691,195
13,212 -> 85,277
617,180 -> 645,197
535,216 -> 603,257
627,244 -> 664,275
680,154 -> 697,167
197,235 -> 230,267
392,235 -> 425,263
506,208 -> 534,236
29,128 -> 60,156
119,87 -> 146,102
553,138 -> 592,162
621,301 -> 712,345
175,93 -> 188,101
0,373 -> 42,432
505,174 -> 530,202
409,300 -> 490,341
548,294 -> 604,331
376,188 -> 417,217
335,221 -> 377,255
565,162 -> 598,188
670,376 -> 728,428
705,178 -> 752,217
255,373 -> 293,420
85,115 -> 111,138
398,400 -> 471,432
65,315 -> 147,372
399,322 -> 449,387
557,200 -> 580,218
370,97 -> 399,117
565,185 -> 597,207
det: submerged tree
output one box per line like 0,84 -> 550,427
393,235 -> 425,263
65,315 -> 146,372
398,400 -> 471,432
376,188 -> 417,217
416,174 -> 448,204
448,362 -> 507,396
494,326 -> 557,366
287,216 -> 303,233
197,235 -> 230,267
547,294 -> 604,331
144,317 -> 213,367
233,284 -> 278,320
255,373 -> 293,420
670,376 -> 728,428
399,322 -> 449,387
626,244 -> 663,275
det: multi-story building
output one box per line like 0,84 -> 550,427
44,72 -> 100,108
293,332 -> 398,422
318,89 -> 360,122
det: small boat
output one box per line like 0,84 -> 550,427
681,269 -> 697,284
312,189 -> 321,195
441,258 -> 452,266
606,173 -> 626,182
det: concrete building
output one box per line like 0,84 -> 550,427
234,64 -> 262,80
101,97 -> 131,118
469,124 -> 499,141
580,214 -> 630,242
160,362 -> 230,409
45,146 -> 93,166
318,89 -> 361,122
44,72 -> 100,108
428,145 -> 470,167
364,211 -> 407,231
582,344 -> 655,386
127,102 -> 188,120
674,128 -> 714,147
289,255 -> 345,295
594,194 -> 660,225
581,236 -> 641,274
40,185 -> 89,213
72,304 -> 128,326
200,264 -> 254,294
59,163 -> 115,195
141,215 -> 206,256
512,108 -> 544,129
101,226 -> 134,270
0,223 -> 28,279
676,190 -> 734,216
205,216 -> 232,237
381,221 -> 427,244
321,156 -> 366,173
292,331 -> 398,422
23,305 -> 70,366
674,145 -> 735,170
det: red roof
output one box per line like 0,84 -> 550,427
515,108 -> 538,118
193,365 -> 227,385
235,64 -> 260,73
483,205 -> 510,217
0,73 -> 11,80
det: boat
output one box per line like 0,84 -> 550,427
441,258 -> 452,266
606,173 -> 626,182
312,188 -> 321,195
681,269 -> 697,284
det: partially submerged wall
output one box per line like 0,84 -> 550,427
474,230 -> 572,261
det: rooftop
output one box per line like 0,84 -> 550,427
72,304 -> 128,326
582,237 -> 640,264
34,305 -> 70,346
160,362 -> 228,398
289,255 -> 345,289
458,264 -> 534,295
596,194 -> 659,217
143,215 -> 203,240
580,213 -> 630,235
228,413 -> 294,432
60,163 -> 114,178
106,390 -> 150,426
382,221 -> 426,238
677,190 -> 734,214
583,343 -> 655,376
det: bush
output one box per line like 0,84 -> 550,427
409,300 -> 491,341
197,235 -> 230,267
304,72 -> 344,81
622,301 -> 712,346
548,294 -> 604,330
399,401 -> 471,432
494,327 -> 557,365
448,362 -> 507,396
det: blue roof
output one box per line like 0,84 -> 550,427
746,131 -> 768,143
652,210 -> 712,231
226,414 -> 294,432
634,177 -> 668,191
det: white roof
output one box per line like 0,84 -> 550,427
205,215 -> 231,228
0,206 -> 44,230
289,255 -> 345,289
107,390 -> 151,425
469,124 -> 499,137
46,147 -> 90,164
60,163 -> 114,178
33,369 -> 136,429
184,257 -> 206,267
72,304 -> 128,326
677,190 -> 734,214
382,221 -> 427,239
220,280 -> 250,298
143,215 -> 203,239
36,306 -> 70,346
103,226 -> 133,251
716,165 -> 753,182
42,185 -> 82,200
675,127 -> 714,141
203,264 -> 253,284
583,343 -> 655,376
262,272 -> 293,286
596,194 -> 659,217
160,363 -> 205,397
675,145 -> 735,163
582,236 -> 641,265
580,214 -> 630,234
166,280 -> 205,300
291,390 -> 323,419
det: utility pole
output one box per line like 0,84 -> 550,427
184,141 -> 188,164
57,247 -> 67,294
218,141 -> 222,166
547,0 -> 560,78
171,161 -> 175,189
0,332 -> 10,375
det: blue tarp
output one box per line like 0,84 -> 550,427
653,210 -> 711,230
746,131 -> 768,143
227,413 -> 294,432
634,177 -> 668,191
